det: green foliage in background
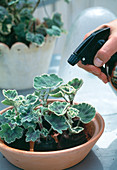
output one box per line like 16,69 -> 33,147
0,0 -> 70,47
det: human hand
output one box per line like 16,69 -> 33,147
77,19 -> 117,83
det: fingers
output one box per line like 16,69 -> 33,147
78,19 -> 117,83
84,20 -> 117,67
77,61 -> 108,83
94,34 -> 117,67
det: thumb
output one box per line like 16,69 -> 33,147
94,35 -> 117,67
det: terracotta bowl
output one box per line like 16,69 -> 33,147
0,106 -> 105,170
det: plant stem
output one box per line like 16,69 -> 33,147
45,88 -> 51,103
14,104 -> 18,113
32,0 -> 40,14
77,119 -> 81,127
62,96 -> 68,102
68,95 -> 73,105
48,127 -> 52,134
30,141 -> 34,152
38,122 -> 43,130
42,0 -> 50,18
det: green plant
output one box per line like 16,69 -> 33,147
0,0 -> 69,47
0,73 -> 96,151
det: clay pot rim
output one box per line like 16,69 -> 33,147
0,99 -> 105,155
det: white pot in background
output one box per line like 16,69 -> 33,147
0,36 -> 56,90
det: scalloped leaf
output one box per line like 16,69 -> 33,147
2,90 -> 24,107
67,107 -> 79,118
46,25 -> 61,36
26,32 -> 45,46
25,127 -> 40,142
2,94 -> 24,106
4,108 -> 22,126
45,114 -> 68,134
33,74 -> 63,90
43,17 -> 53,28
43,13 -> 63,29
70,126 -> 84,134
0,113 -> 10,127
21,110 -> 40,123
17,105 -> 29,114
11,115 -> 22,126
15,95 -> 24,103
60,84 -> 75,95
0,123 -> 23,144
68,78 -> 83,91
1,99 -> 15,106
73,103 -> 96,123
52,13 -> 63,28
4,108 -> 16,119
49,88 -> 64,98
48,101 -> 69,116
2,89 -> 18,100
20,8 -> 33,22
22,121 -> 37,129
22,94 -> 40,106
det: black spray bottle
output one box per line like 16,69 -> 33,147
67,27 -> 117,95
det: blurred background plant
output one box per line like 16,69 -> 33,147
0,0 -> 71,47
